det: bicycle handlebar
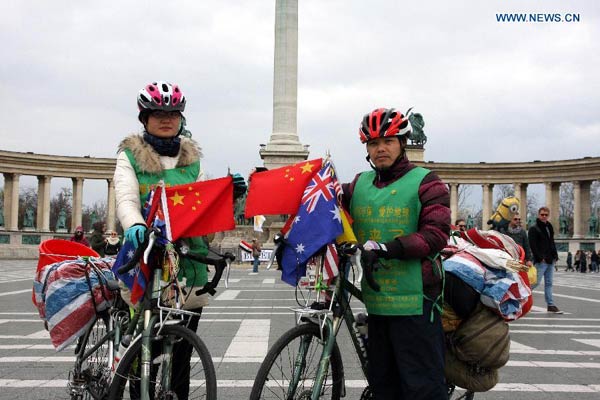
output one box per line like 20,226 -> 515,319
116,227 -> 236,296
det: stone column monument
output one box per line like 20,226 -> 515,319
260,0 -> 309,170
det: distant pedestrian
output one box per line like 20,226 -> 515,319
69,226 -> 90,247
455,218 -> 467,232
528,206 -> 562,314
591,250 -> 599,273
251,238 -> 262,274
89,221 -> 107,257
104,231 -> 122,256
580,251 -> 587,273
566,251 -> 573,272
574,250 -> 581,271
497,213 -> 532,267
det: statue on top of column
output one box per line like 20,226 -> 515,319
406,108 -> 427,146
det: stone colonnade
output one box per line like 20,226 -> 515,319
446,181 -> 596,238
0,151 -> 118,233
413,156 -> 600,238
1,150 -> 600,239
2,173 -> 116,233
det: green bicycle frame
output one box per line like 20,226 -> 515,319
300,264 -> 369,400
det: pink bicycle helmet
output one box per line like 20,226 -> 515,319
137,81 -> 186,114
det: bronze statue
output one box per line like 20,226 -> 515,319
559,215 -> 569,236
466,215 -> 475,229
589,215 -> 598,237
23,207 -> 35,228
56,209 -> 67,231
406,108 -> 427,146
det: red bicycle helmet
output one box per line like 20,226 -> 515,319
358,108 -> 412,144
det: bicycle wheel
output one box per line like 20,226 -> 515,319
250,323 -> 344,400
108,324 -> 217,400
68,314 -> 112,400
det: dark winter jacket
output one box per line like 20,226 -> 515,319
528,219 -> 558,264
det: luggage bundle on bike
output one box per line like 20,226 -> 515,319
33,240 -> 117,351
441,228 -> 533,393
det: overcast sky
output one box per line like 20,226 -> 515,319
1,1 -> 598,205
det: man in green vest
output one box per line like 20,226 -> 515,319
342,108 -> 451,399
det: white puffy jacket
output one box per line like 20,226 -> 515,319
113,134 -> 204,230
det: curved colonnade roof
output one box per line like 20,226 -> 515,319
0,150 -> 599,184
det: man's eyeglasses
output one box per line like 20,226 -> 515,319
513,218 -> 521,221
458,224 -> 467,228
539,213 -> 549,217
151,110 -> 181,119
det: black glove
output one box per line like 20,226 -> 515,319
360,248 -> 384,272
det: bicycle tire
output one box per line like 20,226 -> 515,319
68,314 -> 112,400
108,324 -> 217,400
250,323 -> 344,400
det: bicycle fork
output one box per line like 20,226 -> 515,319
286,319 -> 336,400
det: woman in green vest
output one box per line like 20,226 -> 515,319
342,108 -> 451,400
113,81 -> 212,398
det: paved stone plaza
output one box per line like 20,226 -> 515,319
1,259 -> 600,399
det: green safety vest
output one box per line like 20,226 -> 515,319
350,167 -> 430,316
124,149 -> 208,287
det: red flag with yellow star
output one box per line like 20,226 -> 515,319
244,158 -> 323,218
161,176 -> 235,241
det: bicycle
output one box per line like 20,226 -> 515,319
250,238 -> 475,400
66,228 -> 234,400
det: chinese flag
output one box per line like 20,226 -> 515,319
162,176 -> 235,241
244,158 -> 323,218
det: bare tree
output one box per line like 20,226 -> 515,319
82,201 -> 108,231
456,185 -> 472,220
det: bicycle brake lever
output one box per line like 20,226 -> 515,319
265,242 -> 280,270
224,257 -> 231,288
352,248 -> 364,283
143,231 -> 156,265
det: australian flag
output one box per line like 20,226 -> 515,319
111,240 -> 137,289
281,160 -> 343,286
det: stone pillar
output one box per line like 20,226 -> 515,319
481,183 -> 494,229
449,183 -> 459,224
513,182 -> 528,219
544,182 -> 561,230
36,175 -> 52,232
573,180 -> 592,238
107,179 -> 116,232
259,0 -> 309,170
3,173 -> 20,231
71,177 -> 84,232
